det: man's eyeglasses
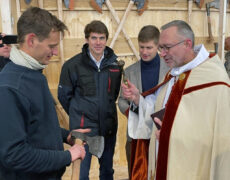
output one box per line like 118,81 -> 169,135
158,40 -> 185,53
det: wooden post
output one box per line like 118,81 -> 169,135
57,0 -> 65,65
16,0 -> 21,19
218,0 -> 227,62
188,0 -> 193,24
38,0 -> 44,9
0,0 -> 13,34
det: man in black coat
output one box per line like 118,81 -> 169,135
58,20 -> 122,180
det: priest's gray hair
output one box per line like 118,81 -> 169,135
161,20 -> 195,48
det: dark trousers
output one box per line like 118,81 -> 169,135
79,134 -> 116,180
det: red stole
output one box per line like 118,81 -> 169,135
155,71 -> 191,180
130,73 -> 173,180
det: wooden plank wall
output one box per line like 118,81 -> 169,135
9,0 -> 230,89
1,0 -> 230,179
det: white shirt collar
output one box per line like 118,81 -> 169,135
170,44 -> 209,76
89,51 -> 104,68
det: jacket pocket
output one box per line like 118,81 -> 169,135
78,75 -> 96,96
105,101 -> 118,136
108,68 -> 121,99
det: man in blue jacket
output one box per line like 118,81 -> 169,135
0,7 -> 86,180
58,20 -> 122,180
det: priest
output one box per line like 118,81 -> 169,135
122,20 -> 230,180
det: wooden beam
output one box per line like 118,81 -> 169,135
57,0 -> 65,65
106,0 -> 140,60
16,0 -> 21,19
18,1 -> 230,12
0,0 -> 13,34
38,0 -> 44,9
218,0 -> 227,62
110,1 -> 134,48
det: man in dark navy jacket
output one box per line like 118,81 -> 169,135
58,20 -> 122,180
0,7 -> 86,180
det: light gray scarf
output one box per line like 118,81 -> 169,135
10,45 -> 46,70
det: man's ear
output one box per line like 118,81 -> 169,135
185,39 -> 193,49
85,38 -> 88,44
26,33 -> 36,47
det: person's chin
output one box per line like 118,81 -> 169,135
141,56 -> 150,61
95,49 -> 103,54
3,54 -> 10,58
45,60 -> 51,65
42,58 -> 50,65
94,51 -> 103,56
168,63 -> 175,68
165,60 -> 173,68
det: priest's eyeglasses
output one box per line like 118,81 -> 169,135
158,40 -> 185,53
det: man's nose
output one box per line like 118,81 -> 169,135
52,47 -> 58,56
142,48 -> 148,54
96,38 -> 100,44
159,50 -> 167,57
